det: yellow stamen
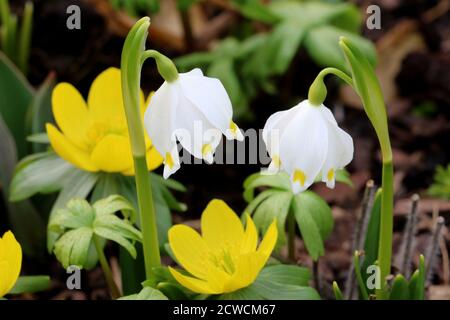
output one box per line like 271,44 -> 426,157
327,169 -> 335,182
229,121 -> 239,137
202,143 -> 213,157
165,152 -> 174,169
293,170 -> 306,186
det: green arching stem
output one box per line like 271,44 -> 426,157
308,67 -> 353,106
141,49 -> 179,82
121,17 -> 161,280
93,235 -> 121,299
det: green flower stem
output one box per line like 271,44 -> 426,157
134,155 -> 161,273
377,160 -> 394,299
287,209 -> 296,262
121,17 -> 161,280
93,235 -> 121,299
17,1 -> 33,75
141,49 -> 179,82
338,37 -> 394,299
308,67 -> 353,106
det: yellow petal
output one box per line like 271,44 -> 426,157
88,68 -> 145,124
146,145 -> 163,171
90,134 -> 133,173
169,267 -> 219,294
168,225 -> 212,280
257,219 -> 278,260
0,231 -> 22,297
201,199 -> 245,252
223,253 -> 265,293
52,83 -> 90,150
46,124 -> 98,172
240,215 -> 258,254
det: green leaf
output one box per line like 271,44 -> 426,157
9,276 -> 50,295
232,0 -> 280,24
175,52 -> 215,71
54,227 -> 93,269
253,191 -> 292,246
340,37 -> 390,159
26,72 -> 55,153
118,286 -> 168,300
243,171 -> 290,202
93,194 -> 136,220
427,164 -> 450,199
292,193 -> 326,260
10,153 -> 80,202
0,52 -> 34,158
0,115 -> 46,257
389,275 -> 410,300
94,226 -> 137,259
296,191 -> 334,240
26,132 -> 49,144
47,170 -> 98,252
95,214 -> 142,242
257,264 -> 312,287
305,25 -> 376,72
332,281 -> 344,300
409,255 -> 425,300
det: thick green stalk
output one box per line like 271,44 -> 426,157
376,160 -> 393,299
93,235 -> 121,299
121,17 -> 161,280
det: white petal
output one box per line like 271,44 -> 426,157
321,117 -> 354,188
279,102 -> 328,193
262,102 -> 303,157
174,94 -> 222,162
144,81 -> 179,156
179,72 -> 233,137
318,103 -> 338,125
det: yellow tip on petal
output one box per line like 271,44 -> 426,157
272,155 -> 281,168
229,121 -> 239,137
327,169 -> 335,182
293,169 -> 306,187
165,152 -> 174,169
202,143 -> 213,157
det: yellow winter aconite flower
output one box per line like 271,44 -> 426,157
46,67 -> 163,175
168,199 -> 278,294
0,231 -> 22,297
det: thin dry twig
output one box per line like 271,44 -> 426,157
397,194 -> 420,278
425,215 -> 445,286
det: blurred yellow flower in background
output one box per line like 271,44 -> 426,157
46,67 -> 163,175
168,199 -> 277,294
0,231 -> 22,297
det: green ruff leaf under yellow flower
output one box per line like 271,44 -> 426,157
168,199 -> 278,294
46,67 -> 163,175
0,231 -> 22,297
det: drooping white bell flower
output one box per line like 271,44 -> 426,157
262,99 -> 354,194
144,68 -> 244,178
